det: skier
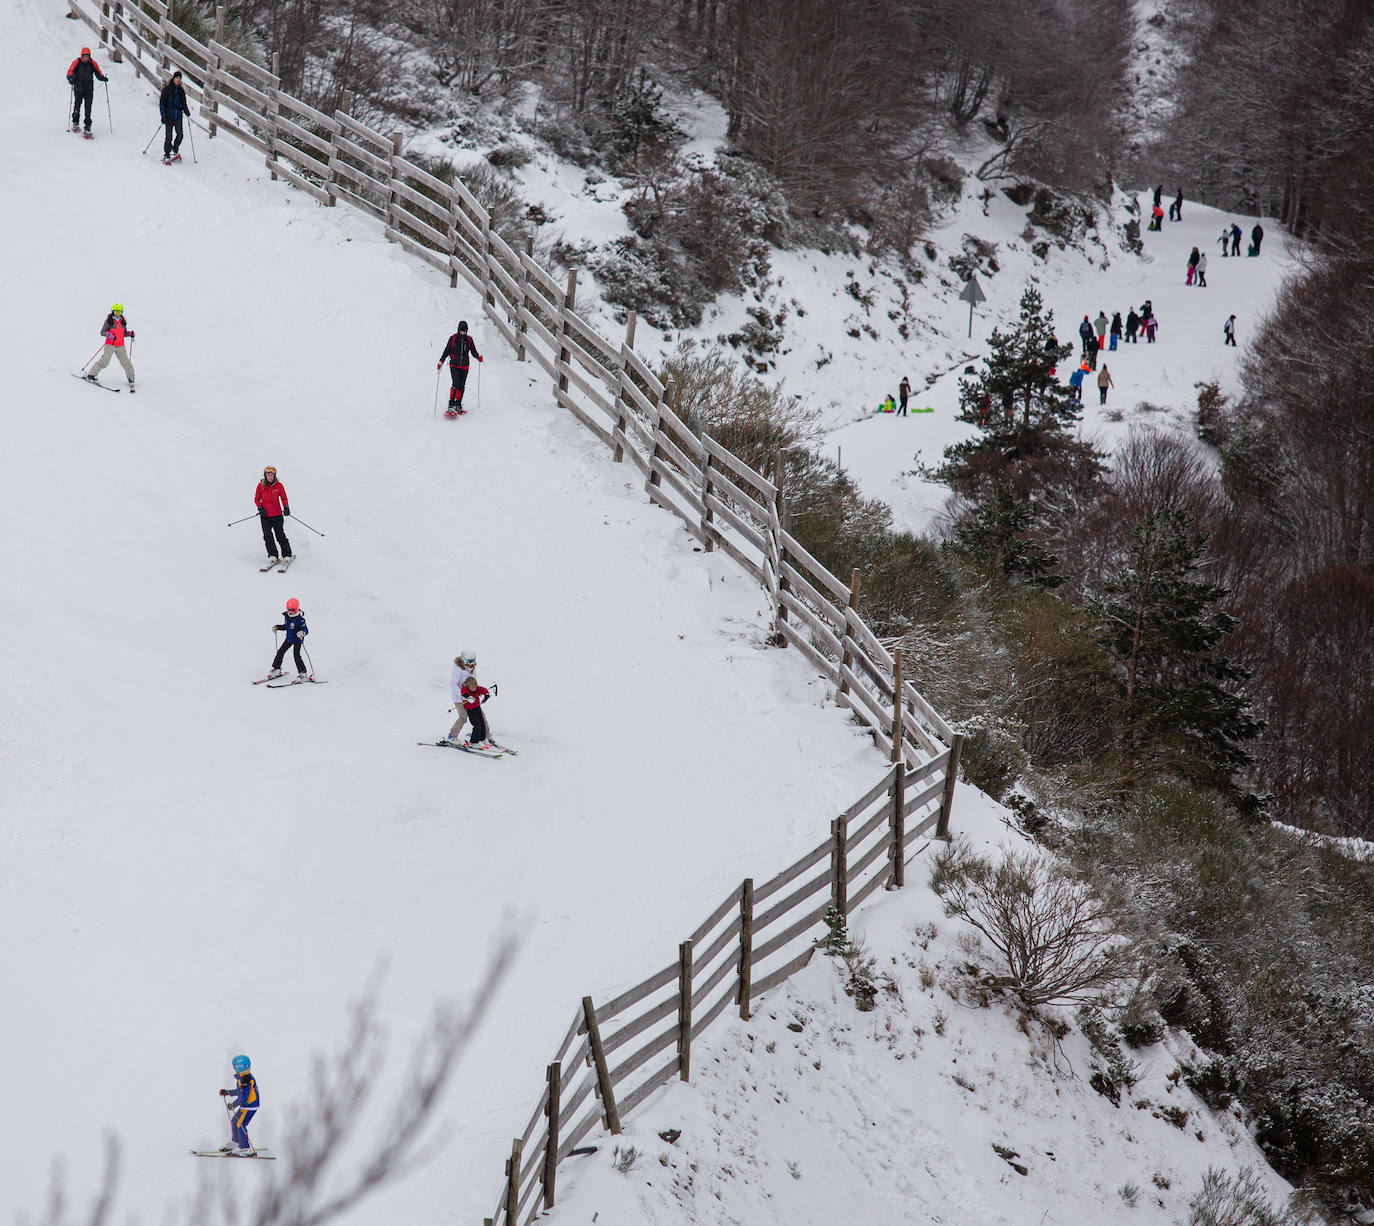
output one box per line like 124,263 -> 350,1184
1078,314 -> 1094,354
254,466 -> 292,567
159,70 -> 189,163
1096,364 -> 1114,405
1068,364 -> 1086,403
1218,227 -> 1231,257
66,47 -> 107,136
898,376 -> 911,417
1196,251 -> 1208,287
455,675 -> 493,747
1186,246 -> 1200,286
1230,223 -> 1242,256
217,1054 -> 260,1154
444,650 -> 492,744
1251,223 -> 1264,256
1169,188 -> 1183,222
1125,307 -> 1140,344
268,597 -> 308,681
84,304 -> 135,388
1224,314 -> 1237,347
1109,312 -> 1123,351
437,320 -> 483,417
1093,311 -> 1108,349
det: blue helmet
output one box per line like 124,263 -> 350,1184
232,1054 -> 251,1073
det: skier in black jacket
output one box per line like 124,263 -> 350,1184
159,72 -> 189,163
437,320 -> 483,417
66,47 -> 108,135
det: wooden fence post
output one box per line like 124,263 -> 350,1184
384,130 -> 402,223
771,450 -> 790,641
832,813 -> 850,917
839,568 -> 860,700
99,0 -> 110,50
448,191 -> 464,289
206,5 -> 224,138
701,444 -> 716,552
645,378 -> 667,502
503,1136 -> 522,1226
891,646 -> 904,762
266,51 -> 281,180
891,757 -> 906,889
110,0 -> 123,62
482,212 -> 495,308
516,237 -> 533,361
581,996 -> 621,1135
677,940 -> 694,1082
557,269 -> 577,396
738,877 -> 754,1020
936,732 -> 963,839
542,1061 -> 561,1210
611,311 -> 635,462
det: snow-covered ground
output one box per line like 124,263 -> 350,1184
545,792 -> 1296,1226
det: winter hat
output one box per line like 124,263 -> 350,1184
457,321 -> 469,333
171,70 -> 182,80
81,46 -> 91,54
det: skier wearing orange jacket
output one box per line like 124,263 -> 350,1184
66,47 -> 107,135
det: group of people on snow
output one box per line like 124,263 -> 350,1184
63,44 -> 190,164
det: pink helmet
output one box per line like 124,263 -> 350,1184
285,598 -> 300,613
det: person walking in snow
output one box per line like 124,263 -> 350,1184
1068,364 -> 1086,403
1169,188 -> 1183,222
1218,227 -> 1231,257
1224,314 -> 1237,347
1078,315 -> 1094,355
1152,185 -> 1163,210
1196,251 -> 1208,287
897,376 -> 911,417
1109,312 -> 1123,351
66,47 -> 107,136
84,303 -> 135,388
437,320 -> 483,417
1096,365 -> 1114,405
1144,311 -> 1158,344
159,71 -> 189,163
1186,246 -> 1200,286
217,1055 -> 261,1155
1251,223 -> 1264,256
1093,311 -> 1108,348
1086,333 -> 1100,371
1125,307 -> 1140,344
254,466 -> 292,566
268,597 -> 309,681
1230,223 -> 1242,256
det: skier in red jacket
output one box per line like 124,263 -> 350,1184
254,466 -> 292,565
84,304 -> 135,389
67,47 -> 107,135
437,320 -> 483,417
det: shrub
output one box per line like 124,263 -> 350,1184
1186,1167 -> 1295,1226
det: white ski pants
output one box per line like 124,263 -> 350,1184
90,345 -> 135,383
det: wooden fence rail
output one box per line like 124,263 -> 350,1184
62,4 -> 964,1219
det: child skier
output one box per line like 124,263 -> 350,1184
217,1054 -> 260,1154
84,304 -> 135,389
268,598 -> 308,680
453,675 -> 493,747
437,321 -> 483,417
445,650 -> 483,743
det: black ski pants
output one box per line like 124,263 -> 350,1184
447,363 -> 471,405
72,85 -> 94,130
467,703 -> 489,743
273,641 -> 306,673
260,513 -> 292,560
163,115 -> 183,157
897,395 -> 908,417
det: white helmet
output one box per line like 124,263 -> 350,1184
458,651 -> 476,667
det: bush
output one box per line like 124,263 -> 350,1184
1186,1167 -> 1295,1226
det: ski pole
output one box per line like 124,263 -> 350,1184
142,123 -> 161,154
433,367 -> 440,418
79,343 -> 104,372
67,86 -> 74,131
288,515 -> 326,538
227,513 -> 259,527
187,119 -> 198,163
104,80 -> 112,133
476,360 -> 482,411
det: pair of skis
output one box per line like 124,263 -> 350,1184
71,373 -> 132,394
252,674 -> 326,688
418,739 -> 517,759
190,1148 -> 275,1160
259,556 -> 295,573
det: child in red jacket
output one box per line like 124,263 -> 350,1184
452,675 -> 492,747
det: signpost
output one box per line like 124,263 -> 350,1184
959,274 -> 986,338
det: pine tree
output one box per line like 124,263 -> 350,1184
933,285 -> 1103,501
1090,508 -> 1263,785
948,483 -> 1064,588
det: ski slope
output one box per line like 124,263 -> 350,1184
0,4 -> 887,1221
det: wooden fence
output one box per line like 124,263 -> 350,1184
64,3 -> 965,1217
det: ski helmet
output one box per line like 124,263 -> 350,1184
458,650 -> 476,666
232,1055 -> 251,1073
285,598 -> 300,613
111,303 -> 124,314
264,465 -> 277,477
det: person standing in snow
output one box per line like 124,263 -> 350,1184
217,1055 -> 261,1154
1109,312 -> 1123,351
455,675 -> 493,747
445,650 -> 494,745
1224,314 -> 1237,347
1149,203 -> 1164,232
1196,252 -> 1208,287
1186,246 -> 1200,286
66,47 -> 107,135
1144,311 -> 1158,344
1230,223 -> 1243,256
84,304 -> 135,388
268,598 -> 308,681
1068,364 -> 1086,403
1097,365 -> 1114,405
1251,223 -> 1264,256
159,71 -> 189,163
1093,311 -> 1108,349
1218,227 -> 1231,257
1152,185 -> 1163,210
254,466 -> 292,566
897,376 -> 911,417
437,320 -> 483,417
1125,307 -> 1140,344
1169,188 -> 1183,222
1078,315 -> 1094,355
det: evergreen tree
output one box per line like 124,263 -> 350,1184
933,286 -> 1104,501
948,483 -> 1064,589
1090,508 -> 1262,785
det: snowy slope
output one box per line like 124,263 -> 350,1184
543,791 -> 1297,1226
0,4 -> 887,1221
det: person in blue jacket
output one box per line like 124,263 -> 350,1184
1068,363 -> 1086,403
268,597 -> 309,680
159,71 -> 189,164
218,1054 -> 261,1153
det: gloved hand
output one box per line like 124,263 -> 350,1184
127,330 -> 135,338
106,331 -> 115,340
283,507 -> 291,517
219,1089 -> 231,1098
436,362 -> 443,370
477,356 -> 484,363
